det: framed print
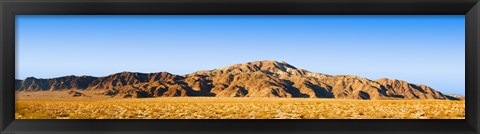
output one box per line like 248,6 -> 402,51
1,0 -> 479,133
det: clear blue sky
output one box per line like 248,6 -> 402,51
16,15 -> 465,95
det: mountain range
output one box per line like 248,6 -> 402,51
16,60 -> 459,100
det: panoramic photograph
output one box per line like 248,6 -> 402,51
15,15 -> 465,119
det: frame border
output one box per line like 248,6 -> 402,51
1,0 -> 479,134
466,1 -> 480,132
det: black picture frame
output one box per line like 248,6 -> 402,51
1,0 -> 479,134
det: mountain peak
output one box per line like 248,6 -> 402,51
15,60 -> 454,100
249,60 -> 297,69
206,60 -> 299,75
25,77 -> 37,80
376,78 -> 408,84
112,71 -> 140,75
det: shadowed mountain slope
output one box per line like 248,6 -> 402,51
16,60 -> 457,100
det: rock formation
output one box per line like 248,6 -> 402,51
15,60 -> 458,100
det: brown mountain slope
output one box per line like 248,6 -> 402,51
16,60 -> 456,100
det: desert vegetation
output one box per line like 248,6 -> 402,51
15,61 -> 465,119
15,97 -> 465,119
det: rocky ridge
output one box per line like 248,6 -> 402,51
16,60 -> 457,100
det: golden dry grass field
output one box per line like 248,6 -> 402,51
15,97 -> 465,119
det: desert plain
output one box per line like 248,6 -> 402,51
15,61 -> 465,119
15,91 -> 465,119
